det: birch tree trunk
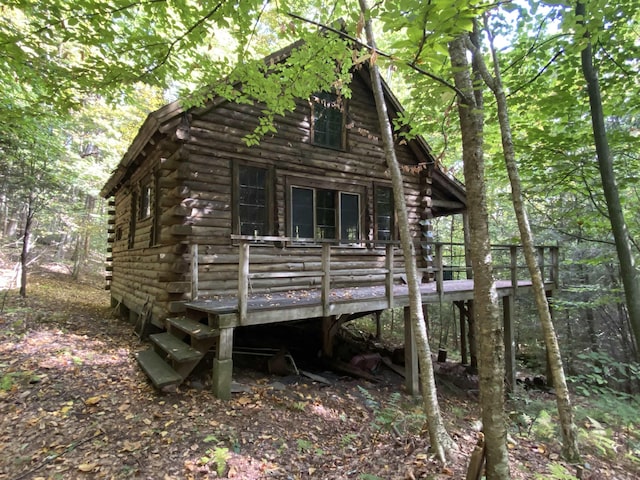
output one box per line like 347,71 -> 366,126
448,34 -> 510,479
472,20 -> 581,463
576,1 -> 640,359
358,0 -> 456,463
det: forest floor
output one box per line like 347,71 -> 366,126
0,263 -> 638,479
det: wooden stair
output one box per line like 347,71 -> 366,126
136,317 -> 219,390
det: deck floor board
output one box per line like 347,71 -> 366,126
186,279 -> 548,324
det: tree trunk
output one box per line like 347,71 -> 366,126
19,194 -> 35,297
472,19 -> 581,463
358,0 -> 456,462
448,35 -> 509,479
576,1 -> 640,359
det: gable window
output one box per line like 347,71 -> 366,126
291,186 -> 360,243
311,92 -> 344,150
375,185 -> 394,241
233,164 -> 272,236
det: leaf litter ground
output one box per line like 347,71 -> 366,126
0,266 -> 637,479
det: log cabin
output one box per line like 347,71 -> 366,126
101,43 -> 557,398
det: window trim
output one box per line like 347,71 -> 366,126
138,182 -> 152,221
374,184 -> 396,243
231,162 -> 274,237
310,92 -> 346,151
128,189 -> 137,249
288,180 -> 364,246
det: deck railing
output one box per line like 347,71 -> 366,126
189,237 -> 559,314
432,241 -> 560,288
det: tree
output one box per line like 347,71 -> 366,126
448,32 -> 510,479
358,0 -> 456,463
470,14 -> 581,462
575,0 -> 640,359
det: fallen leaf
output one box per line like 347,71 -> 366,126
78,463 -> 98,472
85,396 -> 101,406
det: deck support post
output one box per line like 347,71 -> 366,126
467,300 -> 478,371
404,306 -> 420,395
458,301 -> 468,365
211,327 -> 234,400
503,295 -> 516,392
322,315 -> 336,358
385,244 -> 394,308
191,243 -> 199,301
321,243 -> 331,315
510,245 -> 518,296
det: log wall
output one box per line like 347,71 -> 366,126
108,73 -> 434,324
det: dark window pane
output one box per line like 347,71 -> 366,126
376,186 -> 394,241
313,92 -> 343,149
340,193 -> 359,242
292,187 -> 314,239
239,165 -> 267,235
316,189 -> 336,239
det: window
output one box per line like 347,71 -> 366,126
139,183 -> 152,220
291,186 -> 360,243
316,189 -> 336,239
234,164 -> 272,236
311,92 -> 344,150
128,190 -> 137,249
151,172 -> 161,246
340,193 -> 360,242
292,187 -> 314,239
375,186 -> 394,241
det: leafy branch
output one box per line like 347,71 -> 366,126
286,12 -> 465,98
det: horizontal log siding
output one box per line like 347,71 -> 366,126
192,245 -> 406,297
176,75 -> 427,297
110,146 -> 192,322
110,74 -> 433,316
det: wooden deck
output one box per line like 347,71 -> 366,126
138,238 -> 559,398
184,278 -> 549,327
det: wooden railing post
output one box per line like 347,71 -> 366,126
238,240 -> 249,324
321,242 -> 331,316
510,245 -> 518,295
385,243 -> 394,309
191,243 -> 199,301
435,242 -> 443,297
537,246 -> 545,281
550,246 -> 559,288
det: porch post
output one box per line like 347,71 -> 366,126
503,295 -> 516,392
191,243 -> 199,301
238,240 -> 249,325
404,306 -> 420,395
212,327 -> 234,400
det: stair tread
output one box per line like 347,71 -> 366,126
167,317 -> 219,340
136,349 -> 182,388
150,332 -> 202,362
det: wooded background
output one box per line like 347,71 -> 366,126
1,1 -> 638,476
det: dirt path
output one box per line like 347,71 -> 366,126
0,269 -> 636,479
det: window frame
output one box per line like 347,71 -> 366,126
128,189 -> 137,249
374,184 -> 396,243
138,181 -> 152,221
288,179 -> 364,246
232,162 -> 274,238
310,92 -> 346,151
